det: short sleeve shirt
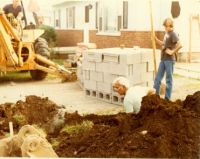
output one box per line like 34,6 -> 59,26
161,31 -> 179,61
3,4 -> 22,18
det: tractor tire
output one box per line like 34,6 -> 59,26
30,38 -> 50,80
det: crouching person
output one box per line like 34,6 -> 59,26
112,77 -> 156,113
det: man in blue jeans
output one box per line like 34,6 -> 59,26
154,18 -> 182,100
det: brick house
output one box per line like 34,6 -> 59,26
53,0 -> 200,55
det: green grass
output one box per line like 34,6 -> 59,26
61,120 -> 94,135
51,138 -> 60,149
51,59 -> 65,65
0,71 -> 31,83
0,59 -> 66,82
13,114 -> 26,125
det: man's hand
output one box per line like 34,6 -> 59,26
7,13 -> 14,18
147,88 -> 156,96
153,35 -> 163,46
165,48 -> 174,55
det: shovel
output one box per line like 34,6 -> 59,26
149,0 -> 165,95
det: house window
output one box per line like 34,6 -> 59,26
103,0 -> 118,32
66,7 -> 75,29
98,0 -> 127,34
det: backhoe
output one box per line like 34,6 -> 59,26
0,7 -> 76,81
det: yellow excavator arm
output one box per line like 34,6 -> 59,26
0,8 -> 76,82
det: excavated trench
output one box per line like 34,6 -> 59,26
0,92 -> 200,158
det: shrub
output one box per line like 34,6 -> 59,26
39,25 -> 57,47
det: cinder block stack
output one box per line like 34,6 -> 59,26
76,43 -> 97,88
78,47 -> 160,105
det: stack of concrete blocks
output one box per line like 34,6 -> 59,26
76,43 -> 97,89
80,47 -> 160,106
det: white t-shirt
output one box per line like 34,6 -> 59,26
123,86 -> 151,113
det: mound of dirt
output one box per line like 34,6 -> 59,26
53,92 -> 200,158
0,96 -> 59,133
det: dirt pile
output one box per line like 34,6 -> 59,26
0,96 -> 59,133
0,92 -> 200,158
53,92 -> 200,158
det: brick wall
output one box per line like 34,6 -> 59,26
56,29 -> 164,48
55,30 -> 83,47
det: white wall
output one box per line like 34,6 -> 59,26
53,1 -> 96,29
53,0 -> 200,52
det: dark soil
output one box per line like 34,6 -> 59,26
0,92 -> 200,158
51,92 -> 200,158
0,95 -> 59,133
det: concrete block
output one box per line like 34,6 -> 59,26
127,73 -> 142,85
104,73 -> 119,83
83,70 -> 90,80
141,50 -> 153,63
97,82 -> 112,93
82,60 -> 96,71
120,52 -> 141,64
135,82 -> 148,87
90,71 -> 104,82
147,62 -> 154,72
109,63 -> 129,76
83,50 -> 103,63
77,67 -> 83,77
147,60 -> 160,72
140,48 -> 160,63
110,63 -> 146,76
85,89 -> 98,98
96,62 -> 111,73
141,72 -> 154,82
147,80 -> 154,87
103,52 -> 119,63
97,92 -> 112,103
77,80 -> 84,89
77,75 -> 83,83
111,92 -> 124,106
84,80 -> 97,90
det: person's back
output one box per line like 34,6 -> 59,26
123,86 -> 155,113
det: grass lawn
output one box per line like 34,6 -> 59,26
0,59 -> 65,82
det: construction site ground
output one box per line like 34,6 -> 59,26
0,63 -> 200,157
0,71 -> 199,115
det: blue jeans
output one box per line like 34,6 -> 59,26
154,60 -> 175,100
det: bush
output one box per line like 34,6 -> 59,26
39,25 -> 57,47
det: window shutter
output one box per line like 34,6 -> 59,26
96,2 -> 98,29
118,16 -> 122,31
123,1 -> 128,29
171,1 -> 181,18
58,9 -> 61,28
99,17 -> 103,31
66,8 -> 68,28
73,7 -> 75,28
85,6 -> 89,23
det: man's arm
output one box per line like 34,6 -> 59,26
154,36 -> 163,46
16,11 -> 23,20
165,41 -> 182,55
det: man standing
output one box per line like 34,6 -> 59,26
154,18 -> 182,100
3,0 -> 23,19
